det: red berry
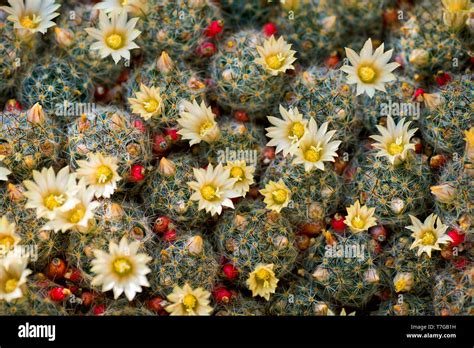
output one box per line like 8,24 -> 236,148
5,99 -> 21,112
205,20 -> 224,37
198,42 -> 217,57
93,304 -> 106,316
370,225 -> 388,242
325,54 -> 339,69
81,292 -> 94,307
299,222 -> 323,236
222,264 -> 239,280
447,229 -> 465,247
49,287 -> 71,302
263,147 -> 275,160
45,258 -> 67,280
68,285 -> 79,295
64,268 -> 82,283
152,134 -> 169,154
212,287 -> 232,304
129,164 -> 145,182
163,229 -> 177,242
165,128 -> 180,141
153,216 -> 171,234
94,85 -> 108,100
412,88 -> 425,101
435,72 -> 451,86
331,214 -> 346,233
133,119 -> 146,132
452,257 -> 468,270
147,296 -> 167,314
262,22 -> 278,37
234,110 -> 249,122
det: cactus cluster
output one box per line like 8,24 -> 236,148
432,265 -> 473,315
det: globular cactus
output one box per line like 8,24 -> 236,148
0,183 -> 69,270
380,236 -> 439,295
214,290 -> 267,316
92,298 -> 155,316
215,200 -> 298,288
137,0 -> 222,61
373,293 -> 434,316
281,67 -> 362,149
432,265 -> 473,315
54,4 -> 124,85
126,55 -> 207,129
272,0 -> 342,64
420,76 -> 473,154
20,56 -> 92,114
302,232 -> 381,307
141,153 -> 209,226
209,29 -> 294,116
269,278 -> 337,316
220,0 -> 276,27
147,234 -> 219,296
396,9 -> 471,80
0,274 -> 68,315
67,200 -> 154,286
357,78 -> 420,133
66,106 -> 153,192
345,150 -> 432,226
0,106 -> 63,182
262,154 -> 342,225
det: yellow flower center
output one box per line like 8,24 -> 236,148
304,144 -> 322,162
351,215 -> 366,229
44,193 -> 65,210
289,122 -> 305,140
272,189 -> 288,204
256,268 -> 271,288
143,99 -> 159,113
122,0 -> 129,5
183,294 -> 197,310
0,235 -> 15,249
394,279 -> 407,293
230,166 -> 245,180
447,2 -> 466,11
358,65 -> 377,83
199,121 -> 215,137
68,204 -> 86,224
20,15 -> 39,29
266,53 -> 285,70
106,33 -> 124,50
201,185 -> 218,201
388,137 -> 405,155
96,165 -> 114,184
4,278 -> 18,293
421,230 -> 437,246
112,257 -> 133,276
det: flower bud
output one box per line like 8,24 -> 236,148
409,48 -> 430,67
156,51 -> 174,73
158,157 -> 176,176
186,235 -> 204,255
27,103 -> 46,124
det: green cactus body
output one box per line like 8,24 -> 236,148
281,67 -> 361,149
67,200 -> 153,285
357,78 -> 420,134
373,294 -> 434,316
433,267 -> 473,315
0,110 -> 63,182
66,106 -> 153,192
0,275 -> 68,315
215,200 -> 298,287
345,151 -> 432,226
269,278 -> 336,316
302,232 -> 381,307
137,0 -> 221,60
0,184 -> 68,270
126,61 -> 207,129
263,155 -> 342,225
397,11 -> 471,79
97,298 -> 155,316
421,76 -> 473,154
220,0 -> 276,27
147,234 -> 219,296
20,56 -> 92,114
380,236 -> 438,295
141,153 -> 209,226
215,292 -> 267,316
209,29 -> 290,116
54,4 -> 123,85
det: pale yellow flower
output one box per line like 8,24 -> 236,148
128,84 -> 163,120
0,216 -> 21,253
246,263 -> 279,301
225,160 -> 255,197
370,116 -> 417,165
91,236 -> 151,301
430,183 -> 456,204
344,200 -> 377,233
177,100 -> 220,146
1,0 -> 60,35
406,214 -> 452,257
165,283 -> 213,316
442,0 -> 473,31
259,179 -> 291,213
393,272 -> 414,293
340,38 -> 400,97
0,253 -> 31,302
255,36 -> 297,76
94,0 -> 148,16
